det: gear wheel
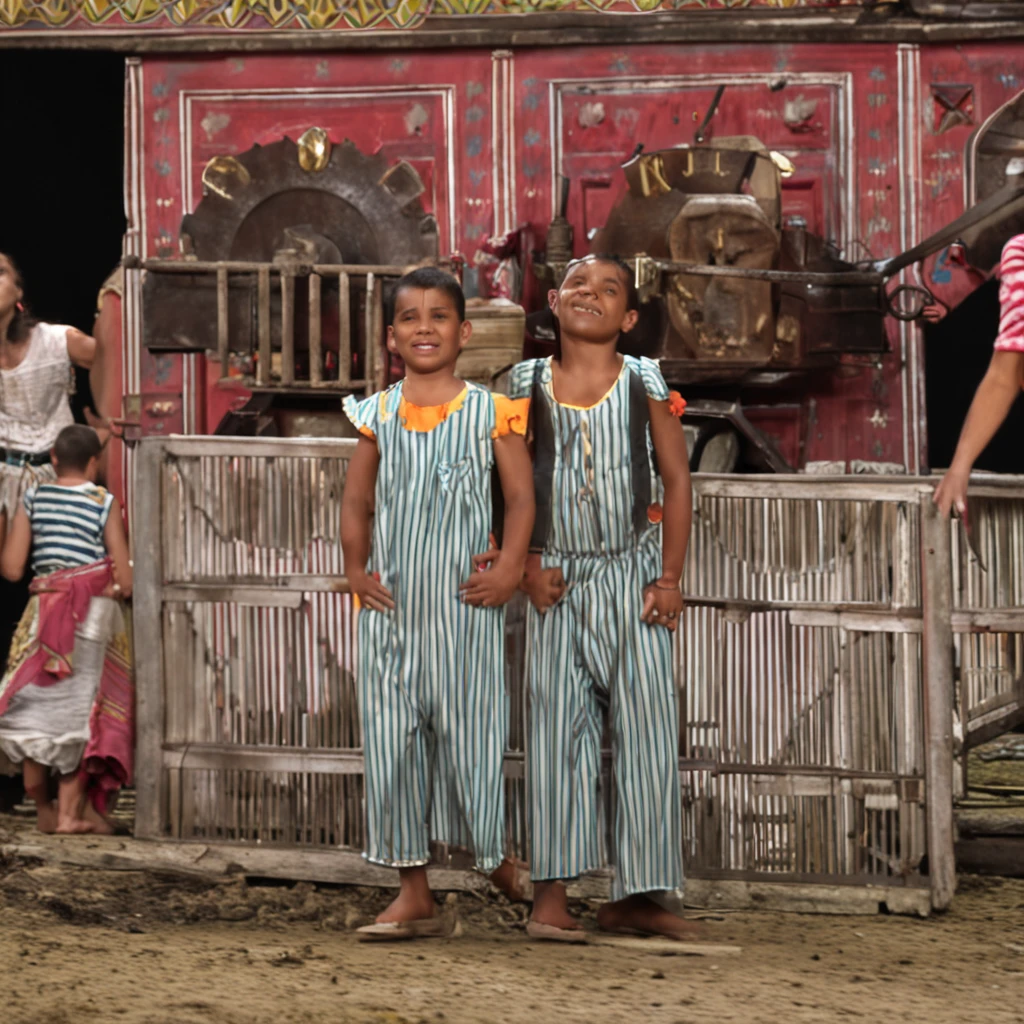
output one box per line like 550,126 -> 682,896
182,136 -> 438,266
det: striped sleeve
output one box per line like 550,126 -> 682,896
632,355 -> 671,401
342,393 -> 381,440
507,360 -> 538,400
994,234 -> 1024,353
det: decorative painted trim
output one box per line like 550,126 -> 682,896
1,0 -> 869,32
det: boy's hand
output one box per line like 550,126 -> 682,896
520,553 -> 566,614
348,568 -> 395,612
461,551 -> 523,608
642,578 -> 683,632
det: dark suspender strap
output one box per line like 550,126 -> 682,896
528,360 -> 554,552
628,366 -> 654,539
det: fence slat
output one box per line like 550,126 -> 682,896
257,267 -> 271,386
309,272 -> 322,386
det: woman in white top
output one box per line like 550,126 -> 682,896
0,253 -> 100,552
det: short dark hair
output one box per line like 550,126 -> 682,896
562,254 -> 639,311
53,425 -> 102,472
391,266 -> 465,323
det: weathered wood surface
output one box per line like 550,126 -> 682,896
0,826 -> 933,916
920,496 -> 957,912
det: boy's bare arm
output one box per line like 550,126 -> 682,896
935,349 -> 1024,516
103,498 -> 133,598
463,433 -> 535,608
341,436 -> 394,612
0,508 -> 31,582
643,396 -> 692,630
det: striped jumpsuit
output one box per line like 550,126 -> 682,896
509,355 -> 683,900
343,383 -> 526,872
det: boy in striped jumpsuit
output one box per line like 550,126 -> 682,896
341,267 -> 534,939
510,255 -> 695,941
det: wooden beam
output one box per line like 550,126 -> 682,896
0,829 -> 933,915
132,438 -> 168,840
162,436 -> 357,459
308,271 -> 322,385
5,12 -> 1024,53
919,495 -> 957,912
257,266 -> 271,387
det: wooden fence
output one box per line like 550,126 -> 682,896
132,437 -> 1024,914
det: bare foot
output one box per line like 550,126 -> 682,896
56,816 -> 95,834
530,880 -> 583,931
80,801 -> 115,835
35,801 -> 58,834
489,857 -> 531,902
597,893 -> 703,941
376,866 -> 435,924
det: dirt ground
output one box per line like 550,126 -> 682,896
1,828 -> 1022,1024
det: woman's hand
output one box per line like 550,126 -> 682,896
348,568 -> 395,613
461,551 -> 524,608
519,552 -> 566,613
641,577 -> 684,632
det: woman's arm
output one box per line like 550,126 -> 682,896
66,327 -> 97,370
103,498 -> 133,598
462,433 -> 535,608
340,436 -> 393,612
642,396 -> 692,629
934,350 -> 1024,516
1,507 -> 32,582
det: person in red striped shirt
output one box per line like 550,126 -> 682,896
934,231 -> 1024,517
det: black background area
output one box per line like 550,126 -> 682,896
0,50 -> 126,669
924,277 -> 1024,475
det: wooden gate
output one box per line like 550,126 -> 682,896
133,436 -> 993,914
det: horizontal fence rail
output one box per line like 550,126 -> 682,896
133,438 -> 1024,911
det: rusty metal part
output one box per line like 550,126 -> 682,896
684,399 -> 793,472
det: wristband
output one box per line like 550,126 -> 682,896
653,580 -> 679,591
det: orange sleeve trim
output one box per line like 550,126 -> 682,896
668,391 -> 687,418
357,425 -> 376,440
492,394 -> 530,439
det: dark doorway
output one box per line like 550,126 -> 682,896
0,50 -> 125,670
924,277 -> 1024,474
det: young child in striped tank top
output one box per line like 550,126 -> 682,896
0,424 -> 132,834
341,268 -> 535,939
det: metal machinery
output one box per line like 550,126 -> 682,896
532,101 -> 1024,471
135,131 -> 440,438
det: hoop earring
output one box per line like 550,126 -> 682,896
16,302 -> 24,312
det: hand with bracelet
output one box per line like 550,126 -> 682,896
641,575 -> 683,631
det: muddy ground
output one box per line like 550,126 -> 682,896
1,826 -> 1023,1024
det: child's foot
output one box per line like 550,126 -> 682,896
80,801 -> 115,835
530,880 -> 583,932
377,891 -> 435,924
596,893 -> 702,941
56,816 -> 95,834
489,857 -> 531,902
35,801 -> 58,834
376,876 -> 435,925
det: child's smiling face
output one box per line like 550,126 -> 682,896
387,286 -> 471,374
549,257 -> 639,343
